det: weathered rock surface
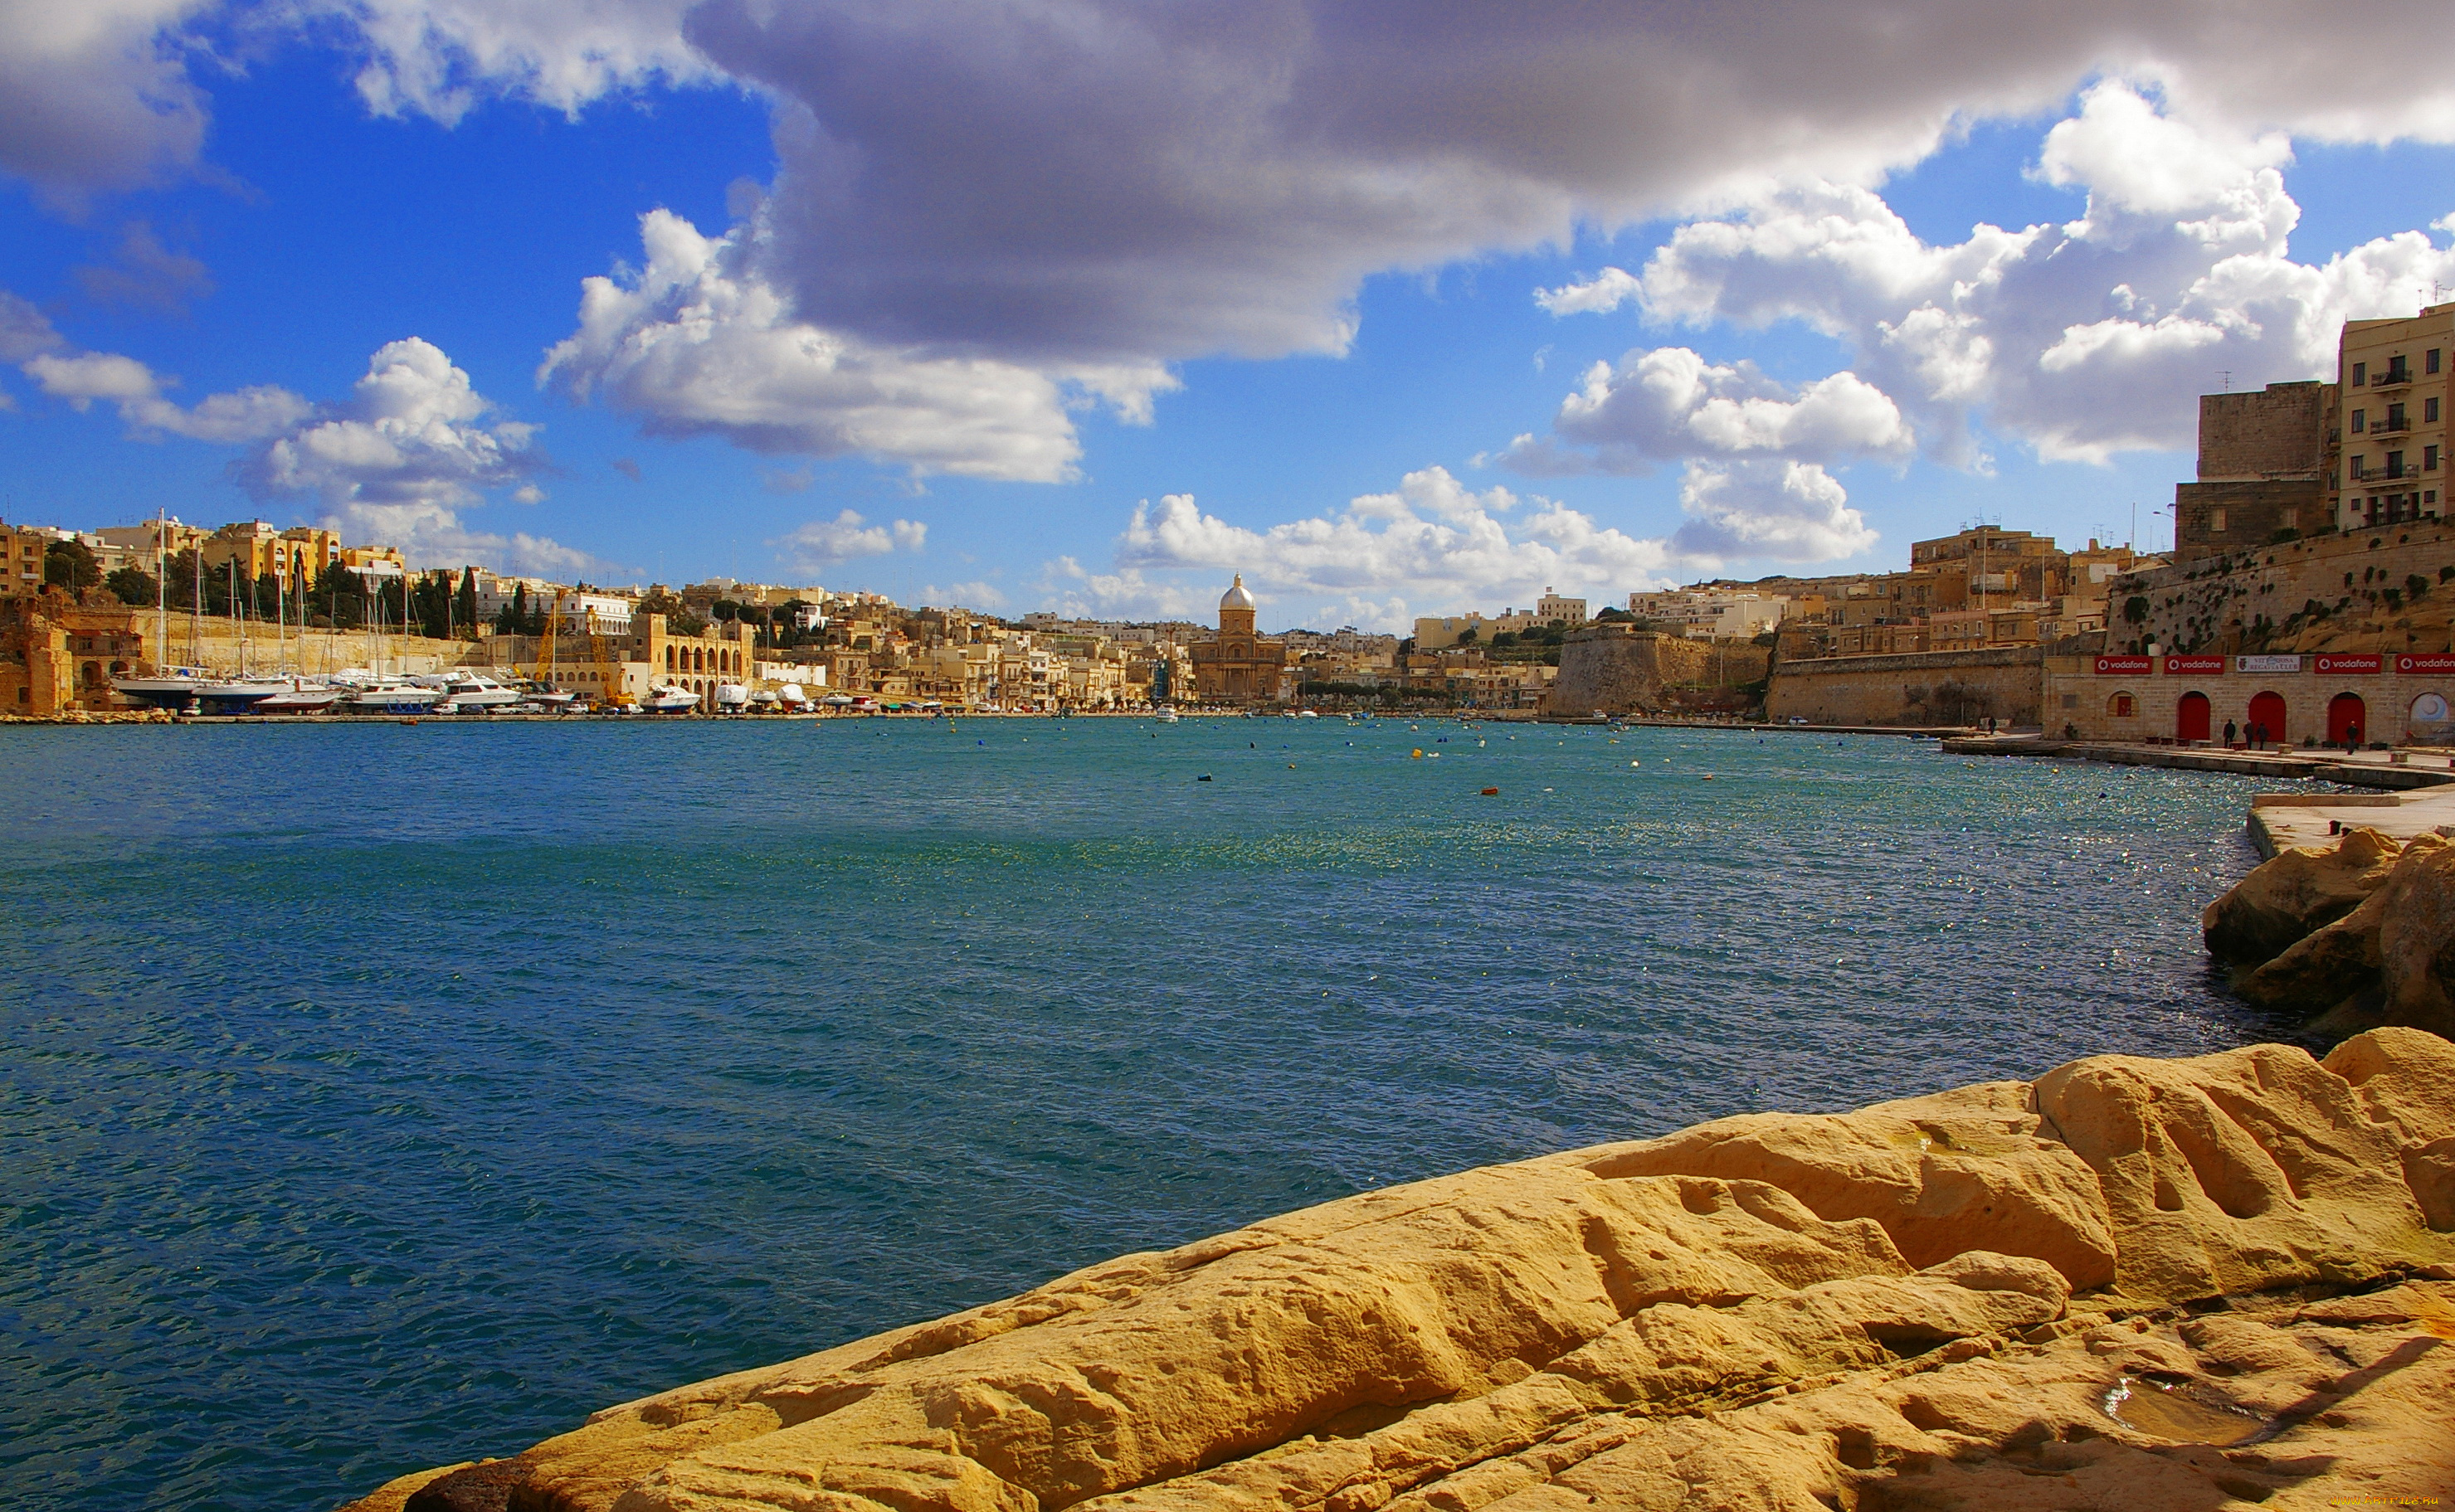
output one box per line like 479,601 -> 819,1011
342,1030 -> 2455,1512
2201,824 -> 2402,965
2213,830 -> 2455,1038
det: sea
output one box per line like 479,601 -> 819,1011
0,716 -> 2320,1510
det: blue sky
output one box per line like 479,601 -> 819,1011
2,3 -> 2453,630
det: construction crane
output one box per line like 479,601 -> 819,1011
529,590 -> 563,693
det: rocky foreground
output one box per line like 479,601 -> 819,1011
350,1019 -> 2455,1512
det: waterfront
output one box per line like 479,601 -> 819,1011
1,719 -> 2318,1510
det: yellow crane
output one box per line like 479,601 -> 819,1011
529,590 -> 563,693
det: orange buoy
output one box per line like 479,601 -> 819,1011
1480,786 -> 1499,796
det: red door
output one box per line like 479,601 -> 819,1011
2328,692 -> 2366,745
2248,691 -> 2287,744
2176,692 -> 2210,741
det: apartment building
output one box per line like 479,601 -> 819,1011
2338,304 -> 2452,532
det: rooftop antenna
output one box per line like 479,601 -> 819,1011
2218,369 -> 2232,392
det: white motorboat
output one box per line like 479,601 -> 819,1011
1154,707 -> 1181,723
429,674 -> 524,713
254,679 -> 339,714
714,682 -> 753,712
339,682 -> 445,714
641,685 -> 700,713
775,683 -> 810,711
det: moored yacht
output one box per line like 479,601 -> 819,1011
111,671 -> 284,715
641,685 -> 700,713
424,673 -> 523,713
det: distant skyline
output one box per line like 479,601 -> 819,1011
3,3 -> 2453,631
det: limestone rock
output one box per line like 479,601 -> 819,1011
338,1033 -> 2455,1512
2236,883 -> 2387,1013
2375,835 -> 2455,1038
2201,825 -> 2404,964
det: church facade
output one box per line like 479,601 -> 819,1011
1188,575 -> 1288,704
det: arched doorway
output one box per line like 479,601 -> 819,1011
2107,691 -> 2135,719
2176,691 -> 2210,741
2248,690 -> 2287,744
2328,692 -> 2366,746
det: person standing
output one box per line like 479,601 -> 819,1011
2224,717 -> 2238,746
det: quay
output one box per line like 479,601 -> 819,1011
1945,732 -> 2455,857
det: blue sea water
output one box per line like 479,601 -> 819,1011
0,717 -> 2314,1510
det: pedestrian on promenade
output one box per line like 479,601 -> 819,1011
2224,718 -> 2238,746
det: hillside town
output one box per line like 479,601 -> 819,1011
7,303 -> 2453,735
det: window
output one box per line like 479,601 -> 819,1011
2350,453 -> 2365,479
2389,403 -> 2409,430
2352,361 -> 2366,386
2432,446 -> 2443,472
2389,451 -> 2406,479
2352,409 -> 2366,432
2432,348 -> 2444,374
2429,397 -> 2442,424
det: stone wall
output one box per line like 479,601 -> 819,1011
2044,650 -> 2455,745
2110,523 -> 2455,656
1765,645 -> 2042,727
1550,625 -> 1769,715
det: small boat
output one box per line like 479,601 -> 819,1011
340,682 -> 445,714
1154,708 -> 1181,724
714,682 -> 753,712
776,683 -> 811,712
427,674 -> 524,713
641,685 -> 700,714
254,680 -> 339,715
111,672 -> 284,715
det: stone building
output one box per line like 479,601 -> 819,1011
2044,650 -> 2454,746
1190,575 -> 1287,703
2338,304 -> 2452,532
2173,382 -> 2334,564
0,591 -> 152,714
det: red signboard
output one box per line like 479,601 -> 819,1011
2094,655 -> 2153,675
2397,654 -> 2455,674
2316,654 -> 2383,674
2162,655 -> 2226,675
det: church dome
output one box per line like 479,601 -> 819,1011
1220,574 -> 1256,610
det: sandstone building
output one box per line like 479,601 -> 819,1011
1189,575 -> 1287,703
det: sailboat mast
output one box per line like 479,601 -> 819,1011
153,509 -> 166,672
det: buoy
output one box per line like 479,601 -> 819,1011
1198,774 -> 1213,781
1288,762 -> 1297,769
1629,759 -> 1640,766
1411,748 -> 1424,758
1480,786 -> 1499,796
1701,773 -> 1717,780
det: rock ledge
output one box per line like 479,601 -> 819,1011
348,1030 -> 2455,1512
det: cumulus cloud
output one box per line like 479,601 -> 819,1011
772,508 -> 926,571
0,0 -> 212,206
335,0 -> 710,124
238,336 -> 585,572
1499,348 -> 1913,474
1670,460 -> 1878,562
540,209 -> 1168,482
1542,81 -> 2455,464
19,343 -> 309,441
1108,467 -> 1679,632
917,578 -> 1009,611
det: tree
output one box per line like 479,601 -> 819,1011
1593,605 -> 1631,622
2123,596 -> 2151,625
496,581 -> 529,635
456,567 -> 479,636
43,538 -> 102,591
636,587 -> 707,636
105,565 -> 158,605
1454,624 -> 1478,645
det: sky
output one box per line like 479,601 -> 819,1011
2,2 -> 2453,633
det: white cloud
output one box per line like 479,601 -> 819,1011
0,0 -> 211,206
1544,82 -> 2455,465
539,209 -> 1168,482
335,0 -> 709,124
772,508 -> 926,571
20,346 -> 309,442
238,337 -> 587,573
1110,468 -> 1683,633
916,578 -> 1008,611
1503,348 -> 1914,474
1670,460 -> 1879,562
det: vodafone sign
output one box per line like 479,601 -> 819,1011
2094,655 -> 2153,675
2397,654 -> 2455,674
2162,655 -> 2225,675
2315,654 -> 2384,674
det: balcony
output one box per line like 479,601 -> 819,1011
2375,367 -> 2414,389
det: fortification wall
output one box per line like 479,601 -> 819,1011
1551,628 -> 1769,715
1766,645 -> 2042,727
2113,523 -> 2455,657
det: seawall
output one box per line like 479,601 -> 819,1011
344,1026 -> 2455,1512
1766,645 -> 2042,728
1549,627 -> 1768,717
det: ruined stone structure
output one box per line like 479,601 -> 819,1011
1764,644 -> 2043,727
1549,624 -> 1767,715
